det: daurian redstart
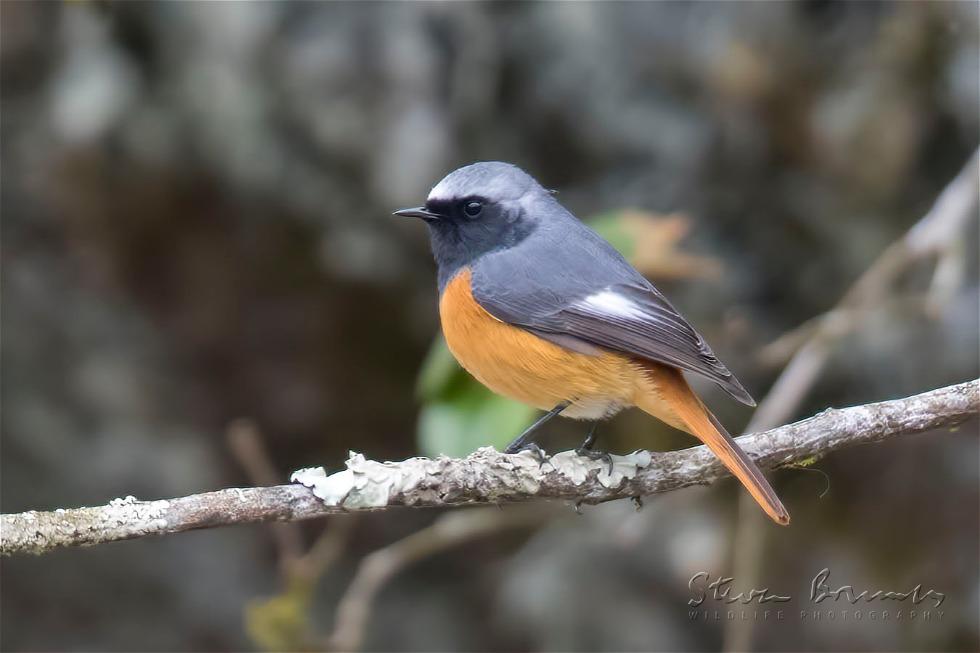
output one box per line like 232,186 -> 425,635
396,162 -> 789,525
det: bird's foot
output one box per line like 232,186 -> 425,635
575,447 -> 615,476
510,442 -> 548,465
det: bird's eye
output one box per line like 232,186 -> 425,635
463,200 -> 483,218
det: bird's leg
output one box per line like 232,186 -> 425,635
504,401 -> 570,457
575,421 -> 615,475
578,421 -> 600,451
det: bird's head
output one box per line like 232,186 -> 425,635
395,162 -> 554,284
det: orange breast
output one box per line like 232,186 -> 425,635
439,268 -> 641,419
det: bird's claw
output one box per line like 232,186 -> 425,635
576,447 -> 615,475
512,442 -> 548,466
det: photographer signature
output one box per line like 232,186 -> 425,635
689,568 -> 945,608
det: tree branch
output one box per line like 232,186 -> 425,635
2,380 -> 976,557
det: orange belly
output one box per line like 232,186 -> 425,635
440,268 -> 655,419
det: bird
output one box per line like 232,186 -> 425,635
395,162 -> 789,525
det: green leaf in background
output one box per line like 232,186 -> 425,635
414,335 -> 464,402
588,210 -> 638,260
418,389 -> 537,458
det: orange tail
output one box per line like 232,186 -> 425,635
636,364 -> 790,526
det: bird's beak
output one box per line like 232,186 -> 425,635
393,206 -> 442,221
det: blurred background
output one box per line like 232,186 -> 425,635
2,2 -> 978,651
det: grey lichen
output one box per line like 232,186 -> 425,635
291,452 -> 444,508
2,496 -> 172,555
292,445 -> 665,510
545,450 -> 652,487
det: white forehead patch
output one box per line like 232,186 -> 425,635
426,179 -> 457,203
426,163 -> 534,203
579,290 -> 647,320
427,175 -> 515,203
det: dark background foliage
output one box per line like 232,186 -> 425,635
2,2 -> 977,651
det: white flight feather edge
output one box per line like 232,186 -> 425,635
578,289 -> 649,321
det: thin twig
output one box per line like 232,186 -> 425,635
2,379 -> 976,557
325,507 -> 542,652
227,419 -> 306,573
758,149 -> 979,370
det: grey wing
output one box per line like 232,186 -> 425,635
470,225 -> 756,406
540,283 -> 755,406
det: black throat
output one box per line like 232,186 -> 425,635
427,215 -> 536,293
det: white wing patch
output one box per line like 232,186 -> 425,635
579,289 -> 648,320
